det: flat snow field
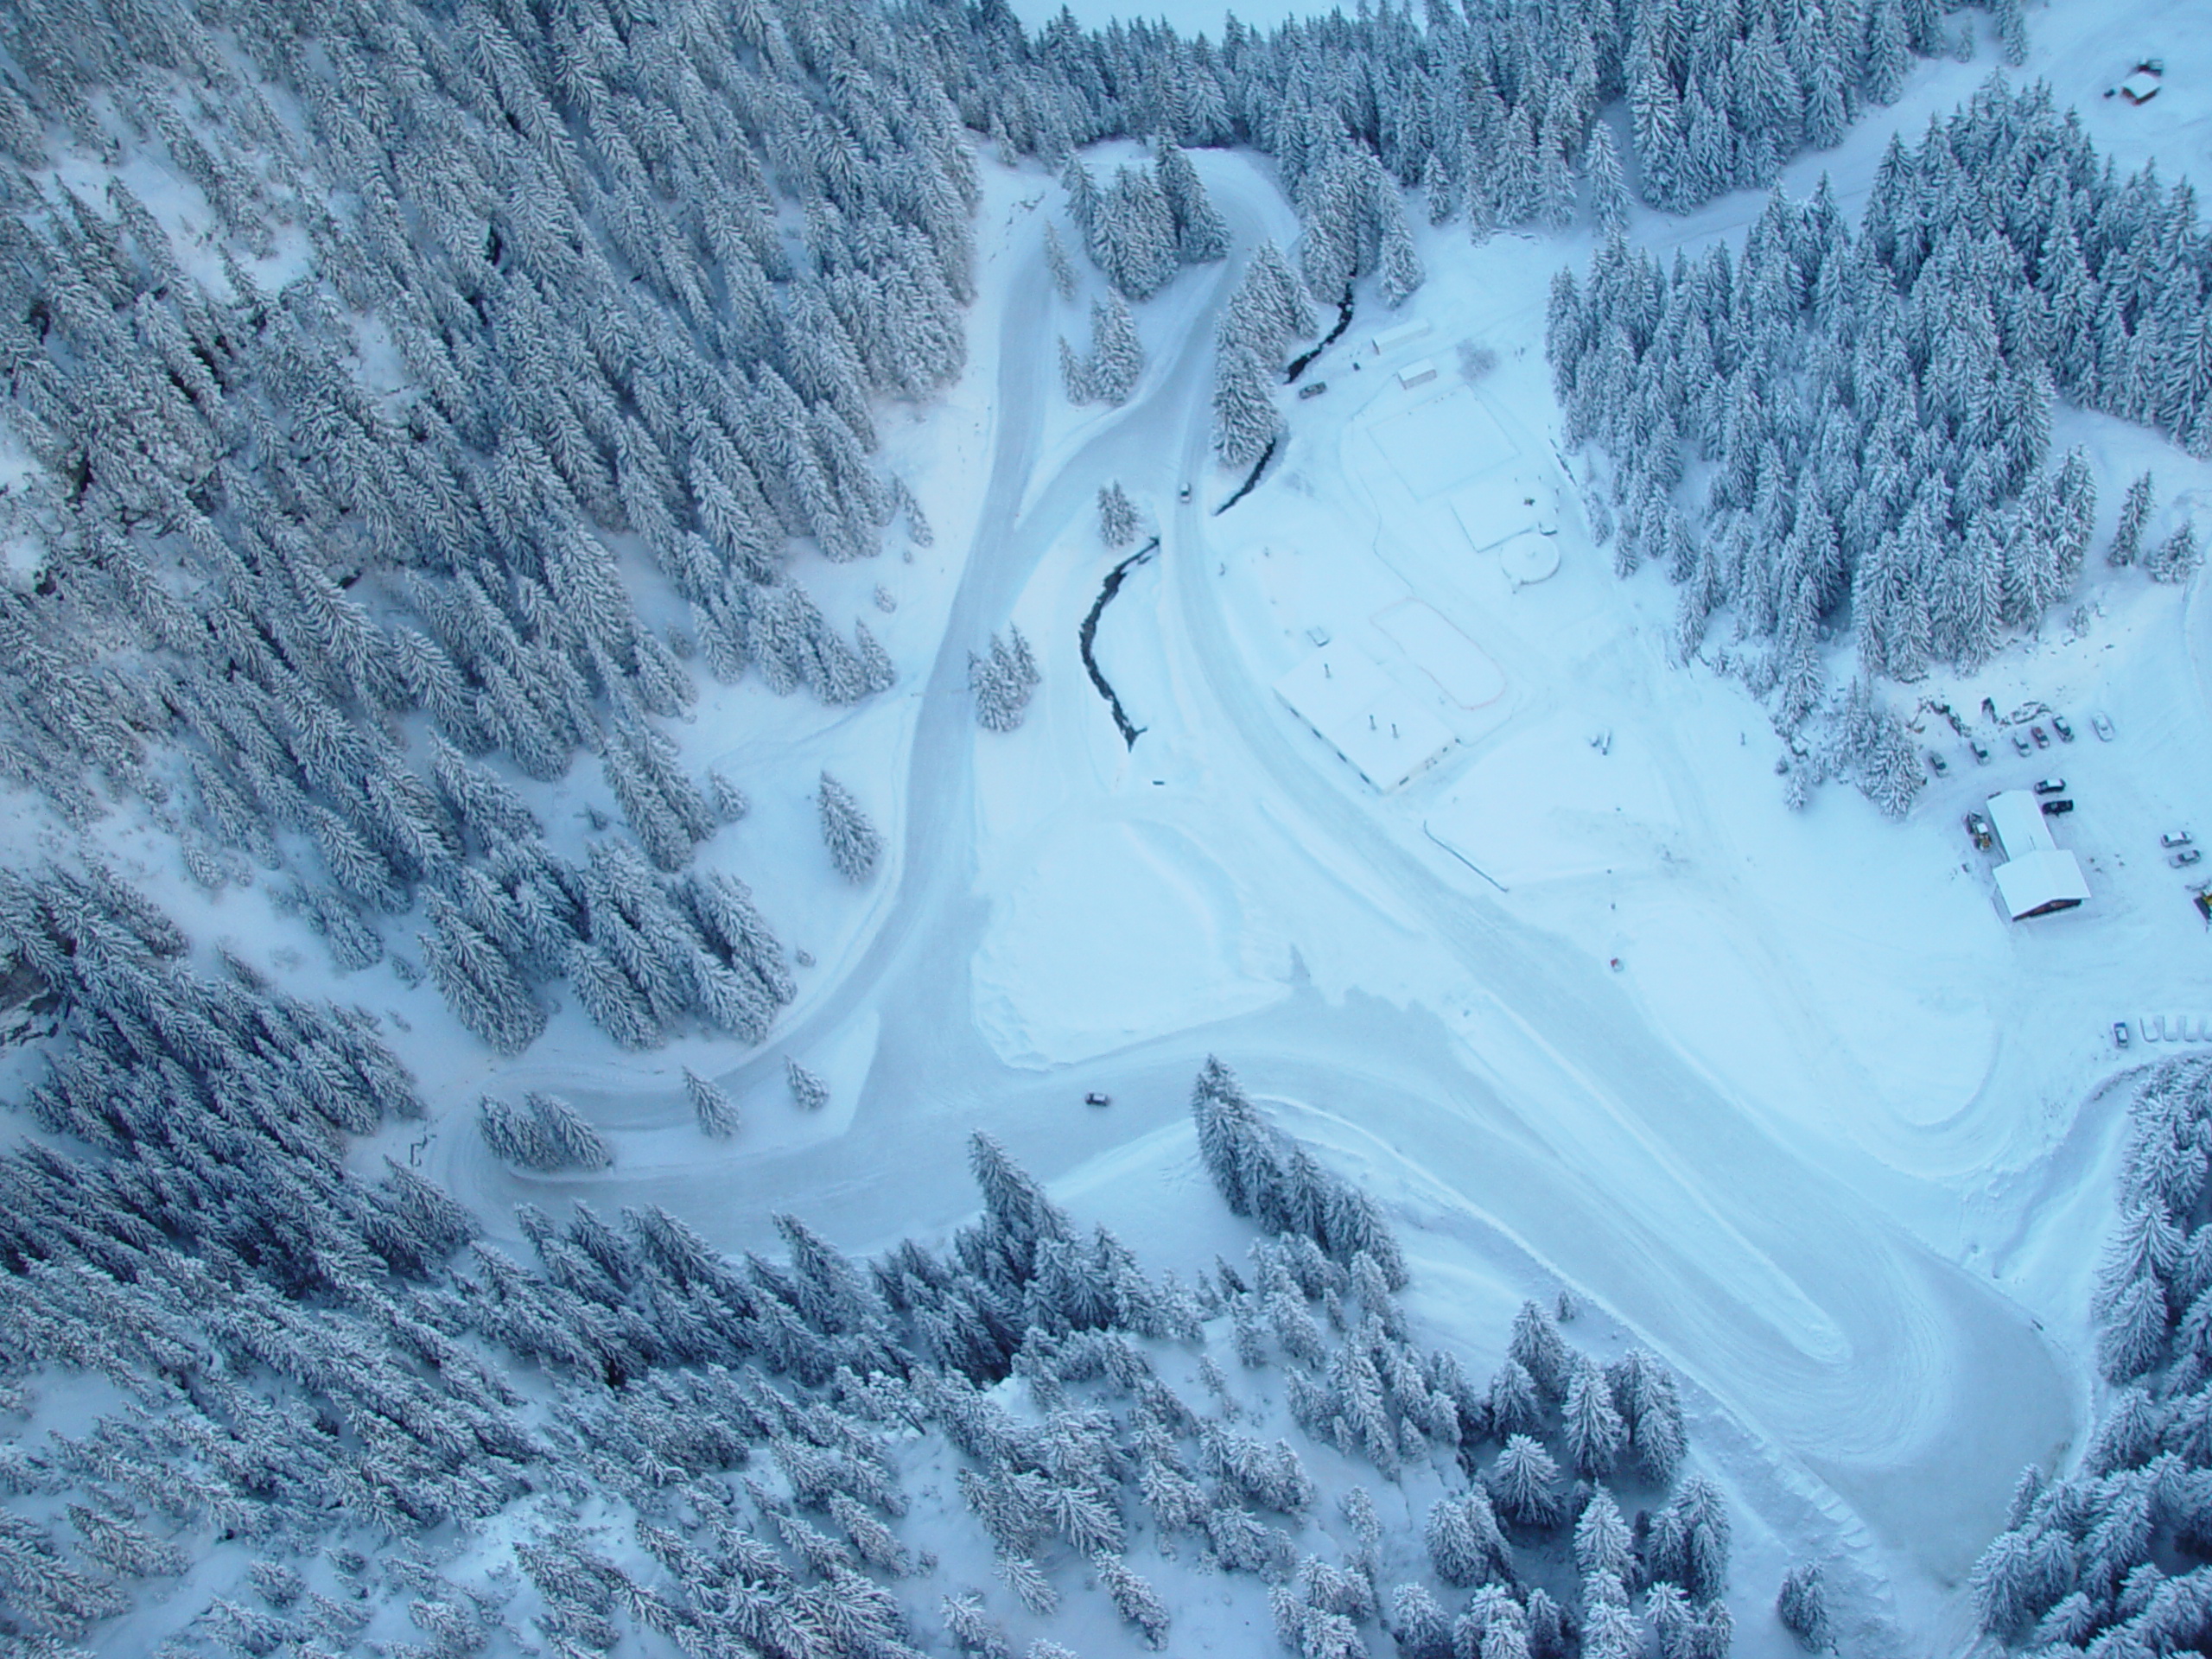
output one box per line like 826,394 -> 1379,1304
172,4 -> 2211,1655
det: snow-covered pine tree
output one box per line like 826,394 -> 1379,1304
1486,1433 -> 1565,1528
685,1068 -> 741,1138
1099,482 -> 1139,548
1058,336 -> 1093,404
1212,342 -> 1279,467
816,772 -> 882,882
787,1057 -> 830,1112
1154,140 -> 1227,265
1587,121 -> 1630,240
1562,1352 -> 1627,1478
2147,521 -> 2202,585
1777,1560 -> 1831,1649
1044,220 -> 1077,301
971,629 -> 1040,732
1089,165 -> 1179,302
1086,291 -> 1143,404
2108,472 -> 2155,566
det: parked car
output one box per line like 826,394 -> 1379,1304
1297,381 -> 1328,400
2012,733 -> 2033,755
2034,778 -> 2067,795
1178,484 -> 1192,502
2051,714 -> 2075,741
1084,1091 -> 1112,1107
1964,812 -> 1995,850
2093,713 -> 2116,741
2173,849 -> 2203,868
1969,740 -> 1991,765
2164,832 -> 2194,849
2031,725 -> 2050,747
1927,751 -> 1948,776
2041,798 -> 2074,817
2115,1020 -> 2132,1048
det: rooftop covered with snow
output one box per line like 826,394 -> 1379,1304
1994,848 -> 2092,919
1986,789 -> 2058,859
1986,791 -> 2088,918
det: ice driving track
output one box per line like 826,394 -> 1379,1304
433,181 -> 2073,1637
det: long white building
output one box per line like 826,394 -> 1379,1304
1986,789 -> 2089,919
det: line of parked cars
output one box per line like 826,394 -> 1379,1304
1933,702 -> 2102,777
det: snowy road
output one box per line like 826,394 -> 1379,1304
427,160 -> 2079,1649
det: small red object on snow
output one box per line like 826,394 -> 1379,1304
1609,957 -> 1623,972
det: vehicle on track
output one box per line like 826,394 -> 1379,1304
1178,484 -> 1192,502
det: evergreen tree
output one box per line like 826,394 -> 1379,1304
1099,482 -> 1139,547
2109,472 -> 2155,567
816,772 -> 882,882
1587,122 -> 1630,240
1212,342 -> 1279,467
685,1068 -> 741,1138
1154,141 -> 1228,264
1044,221 -> 1077,301
2147,521 -> 2202,585
1563,1353 -> 1627,1477
1777,1560 -> 1830,1649
1086,290 -> 1144,404
971,627 -> 1041,732
1487,1433 -> 1565,1528
787,1056 -> 830,1112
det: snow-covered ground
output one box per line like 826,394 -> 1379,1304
53,3 -> 2210,1654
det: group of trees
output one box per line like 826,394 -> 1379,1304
1186,1058 -> 1743,1659
1098,483 -> 1141,548
478,1090 -> 614,1172
1213,242 -> 1321,466
1547,78 -> 2212,811
970,627 -> 1041,733
1060,289 -> 1146,406
1,879 -> 1736,1658
925,0 -> 1987,308
0,0 -> 969,1052
1062,138 -> 1228,302
419,836 -> 798,1054
1967,1058 -> 2212,1655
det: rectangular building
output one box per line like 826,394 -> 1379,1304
1370,318 -> 1433,355
1986,789 -> 2089,918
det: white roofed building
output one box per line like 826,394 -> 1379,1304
1986,789 -> 2089,918
1370,318 -> 1432,355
